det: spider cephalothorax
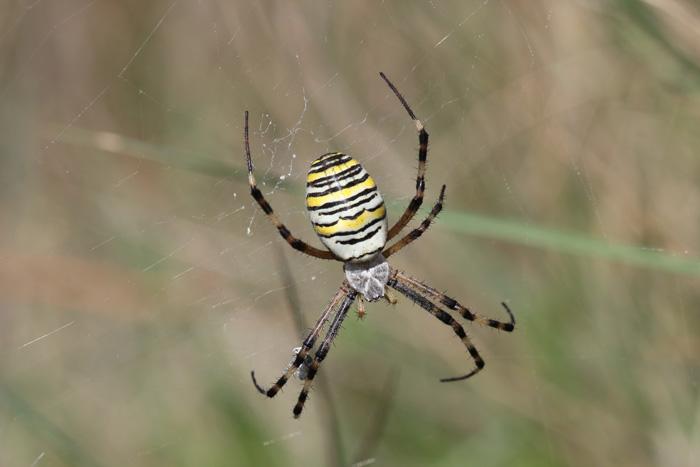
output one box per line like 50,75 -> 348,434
247,73 -> 515,418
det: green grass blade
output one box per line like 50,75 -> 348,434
441,209 -> 700,277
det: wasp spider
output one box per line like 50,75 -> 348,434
247,73 -> 515,418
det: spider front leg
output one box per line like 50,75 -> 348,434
387,276 -> 489,381
293,291 -> 357,418
251,285 -> 351,399
393,270 -> 515,332
244,111 -> 336,260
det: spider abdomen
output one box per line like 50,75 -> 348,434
306,152 -> 388,262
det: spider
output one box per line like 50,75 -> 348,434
246,73 -> 515,418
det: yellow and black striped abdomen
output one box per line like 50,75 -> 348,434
306,153 -> 387,263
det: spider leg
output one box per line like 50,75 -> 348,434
393,269 -> 515,331
379,73 -> 429,241
357,295 -> 366,319
251,283 -> 352,398
293,290 -> 358,418
384,288 -> 398,305
387,275 -> 487,382
383,184 -> 445,259
244,111 -> 336,260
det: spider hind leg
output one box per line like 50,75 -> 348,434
379,72 -> 430,241
244,111 -> 336,260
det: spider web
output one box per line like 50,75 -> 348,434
1,1 -> 699,466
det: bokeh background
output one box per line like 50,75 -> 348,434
2,1 -> 699,466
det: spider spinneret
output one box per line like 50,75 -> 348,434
246,72 -> 515,418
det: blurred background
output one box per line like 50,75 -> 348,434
1,1 -> 699,465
